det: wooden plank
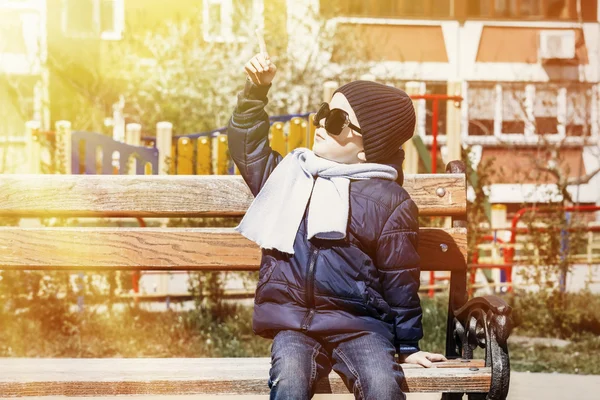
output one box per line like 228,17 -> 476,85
0,358 -> 490,396
0,227 -> 466,271
420,227 -> 467,271
0,174 -> 466,218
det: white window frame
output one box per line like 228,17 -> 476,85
100,0 -> 124,40
202,0 -> 264,43
0,0 -> 44,75
497,83 -> 536,140
61,0 -> 124,41
464,81 -> 599,146
459,81 -> 496,143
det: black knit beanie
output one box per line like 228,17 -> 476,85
333,80 -> 416,163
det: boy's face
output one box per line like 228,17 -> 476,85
312,93 -> 366,164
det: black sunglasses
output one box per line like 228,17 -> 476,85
312,102 -> 362,136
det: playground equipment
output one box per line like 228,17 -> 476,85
24,80 -> 462,179
25,121 -> 160,175
506,205 -> 600,292
468,219 -> 600,296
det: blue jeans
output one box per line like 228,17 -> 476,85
268,330 -> 406,400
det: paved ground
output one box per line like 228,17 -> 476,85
8,372 -> 600,399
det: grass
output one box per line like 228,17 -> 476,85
0,302 -> 271,358
509,335 -> 600,374
0,292 -> 599,375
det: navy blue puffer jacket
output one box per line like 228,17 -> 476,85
227,79 -> 423,354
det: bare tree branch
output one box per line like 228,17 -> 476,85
567,165 -> 600,185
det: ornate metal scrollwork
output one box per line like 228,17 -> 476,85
452,304 -> 513,400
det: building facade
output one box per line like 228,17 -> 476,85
297,0 -> 600,210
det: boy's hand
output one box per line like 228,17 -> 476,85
245,53 -> 277,86
245,29 -> 276,86
398,351 -> 447,368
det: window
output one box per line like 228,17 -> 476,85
467,0 -> 578,20
465,82 -> 597,142
321,0 -> 451,19
502,84 -> 526,134
206,0 -> 222,38
0,7 -> 42,75
565,85 -> 593,137
203,0 -> 264,42
0,9 -> 27,54
533,85 -> 559,134
231,0 -> 256,38
468,84 -> 495,136
62,0 -> 124,40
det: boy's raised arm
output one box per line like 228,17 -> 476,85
227,51 -> 282,197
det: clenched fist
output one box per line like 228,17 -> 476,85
245,53 -> 277,86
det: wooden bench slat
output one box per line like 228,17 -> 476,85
0,358 -> 490,395
0,174 -> 466,218
0,227 -> 466,271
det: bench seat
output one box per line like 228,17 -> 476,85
0,168 -> 512,399
0,358 -> 489,396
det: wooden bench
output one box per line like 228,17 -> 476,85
0,161 -> 512,399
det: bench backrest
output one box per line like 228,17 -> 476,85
0,173 -> 467,272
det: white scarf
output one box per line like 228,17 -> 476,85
235,148 -> 398,254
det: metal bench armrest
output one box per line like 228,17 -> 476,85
452,295 -> 513,400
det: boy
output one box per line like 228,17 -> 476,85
227,52 -> 446,400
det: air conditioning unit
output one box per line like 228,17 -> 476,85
539,30 -> 576,60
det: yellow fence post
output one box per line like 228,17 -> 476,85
213,133 -> 230,174
288,117 -> 307,152
156,122 -> 173,175
446,81 -> 462,163
196,135 -> 211,174
176,137 -> 194,175
125,123 -> 142,175
55,120 -> 72,174
269,122 -> 286,156
25,120 -> 41,174
404,82 -> 421,174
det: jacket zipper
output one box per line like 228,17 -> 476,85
301,247 -> 319,331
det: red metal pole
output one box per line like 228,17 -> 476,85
428,272 -> 435,298
431,99 -> 439,174
428,99 -> 441,298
